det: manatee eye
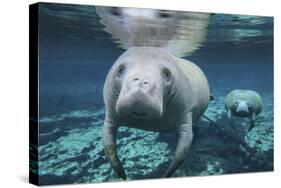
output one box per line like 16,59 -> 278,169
117,64 -> 125,77
247,102 -> 251,106
158,10 -> 172,18
162,67 -> 172,81
110,7 -> 122,17
234,101 -> 238,106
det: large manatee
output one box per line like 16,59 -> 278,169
224,89 -> 263,132
103,47 -> 210,179
96,6 -> 210,57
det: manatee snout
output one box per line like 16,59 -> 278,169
234,100 -> 251,116
126,75 -> 156,93
116,72 -> 163,119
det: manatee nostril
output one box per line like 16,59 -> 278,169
143,81 -> 149,85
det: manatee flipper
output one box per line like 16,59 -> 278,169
227,110 -> 238,131
210,94 -> 215,101
164,113 -> 193,177
248,113 -> 256,132
103,120 -> 126,180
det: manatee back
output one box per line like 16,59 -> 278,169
224,90 -> 238,110
175,57 -> 210,120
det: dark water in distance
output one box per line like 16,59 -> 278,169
35,3 -> 273,185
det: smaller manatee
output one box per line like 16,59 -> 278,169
224,89 -> 263,132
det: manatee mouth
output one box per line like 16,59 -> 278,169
130,112 -> 148,119
116,86 -> 163,120
235,110 -> 249,117
236,106 -> 249,117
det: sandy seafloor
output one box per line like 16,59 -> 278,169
35,63 -> 274,185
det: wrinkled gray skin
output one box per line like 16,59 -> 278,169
224,89 -> 263,132
103,47 -> 210,179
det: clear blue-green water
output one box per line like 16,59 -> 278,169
35,3 -> 273,185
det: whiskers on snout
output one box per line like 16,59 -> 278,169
116,88 -> 163,120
